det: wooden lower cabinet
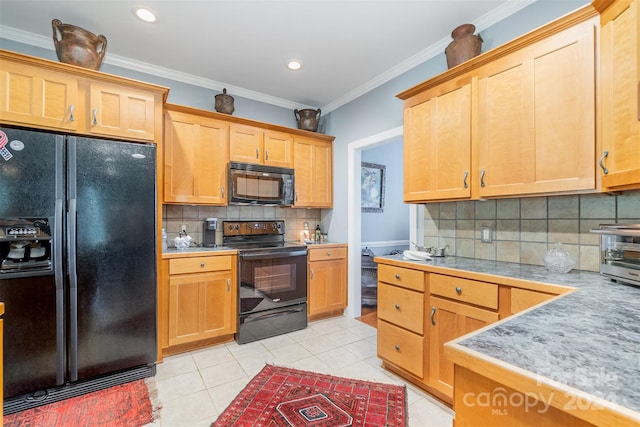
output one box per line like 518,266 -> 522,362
510,288 -> 556,314
428,296 -> 499,397
161,254 -> 237,354
307,245 -> 347,320
377,320 -> 424,378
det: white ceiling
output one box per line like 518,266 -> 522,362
0,0 -> 533,112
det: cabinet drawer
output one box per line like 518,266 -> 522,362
378,283 -> 424,334
169,255 -> 232,275
308,246 -> 346,261
377,320 -> 423,378
430,274 -> 498,309
378,264 -> 424,292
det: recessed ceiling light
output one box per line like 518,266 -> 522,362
287,59 -> 303,71
133,6 -> 158,23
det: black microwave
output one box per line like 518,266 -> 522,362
228,162 -> 295,206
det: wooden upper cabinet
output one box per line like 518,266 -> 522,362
404,82 -> 472,202
88,81 -> 156,141
596,0 -> 640,190
476,17 -> 597,197
164,109 -> 229,204
230,124 -> 293,167
0,59 -> 79,131
293,136 -> 333,207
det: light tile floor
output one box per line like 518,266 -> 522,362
145,316 -> 454,427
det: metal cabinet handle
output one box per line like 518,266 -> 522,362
200,262 -> 205,268
463,171 -> 468,189
456,287 -> 462,295
395,274 -> 400,280
265,150 -> 269,161
310,268 -> 314,280
599,151 -> 609,175
394,344 -> 400,351
326,251 -> 332,256
295,192 -> 298,202
395,304 -> 400,310
92,109 -> 98,125
227,278 -> 230,292
255,148 -> 259,159
480,169 -> 486,188
431,307 -> 436,326
221,186 -> 225,198
69,104 -> 75,122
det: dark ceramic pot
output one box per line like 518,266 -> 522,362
294,108 -> 321,132
52,19 -> 107,70
445,24 -> 483,69
215,88 -> 235,115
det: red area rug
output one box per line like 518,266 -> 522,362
212,364 -> 407,426
4,379 -> 154,427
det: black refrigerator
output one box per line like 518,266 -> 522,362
0,126 -> 157,414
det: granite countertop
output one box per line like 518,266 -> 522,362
375,255 -> 640,418
162,246 -> 237,258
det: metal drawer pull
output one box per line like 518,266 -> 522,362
266,150 -> 269,160
200,262 -> 205,267
463,171 -> 468,189
480,169 -> 486,188
92,109 -> 98,125
227,278 -> 230,291
599,151 -> 609,175
221,186 -> 225,198
255,148 -> 259,159
310,268 -> 314,280
456,287 -> 462,295
431,307 -> 436,326
69,104 -> 75,122
395,304 -> 400,310
395,344 -> 400,351
395,274 -> 400,280
326,252 -> 332,256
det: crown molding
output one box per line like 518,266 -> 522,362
0,0 -> 536,114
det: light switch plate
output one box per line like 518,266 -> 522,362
481,226 -> 493,243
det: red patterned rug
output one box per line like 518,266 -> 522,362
3,379 -> 155,427
212,365 -> 407,426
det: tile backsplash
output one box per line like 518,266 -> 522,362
422,191 -> 640,272
163,205 -> 322,247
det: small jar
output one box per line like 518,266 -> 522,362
543,242 -> 575,273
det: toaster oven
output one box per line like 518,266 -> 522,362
591,224 -> 640,286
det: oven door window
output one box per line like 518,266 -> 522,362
239,254 -> 306,313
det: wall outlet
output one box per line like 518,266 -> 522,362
303,222 -> 309,230
180,224 -> 187,234
481,226 -> 493,243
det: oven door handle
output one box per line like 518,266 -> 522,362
240,249 -> 308,260
590,228 -> 640,237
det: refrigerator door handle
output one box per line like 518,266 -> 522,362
67,136 -> 79,382
55,197 -> 65,384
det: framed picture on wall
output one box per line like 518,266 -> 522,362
361,162 -> 385,213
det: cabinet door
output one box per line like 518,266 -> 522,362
168,271 -> 233,346
403,83 -> 471,202
477,19 -> 596,197
164,110 -> 229,204
0,60 -> 79,131
293,137 -> 333,207
599,0 -> 640,189
428,296 -> 499,397
263,130 -> 293,167
230,124 -> 263,163
89,81 -> 156,141
308,258 -> 347,316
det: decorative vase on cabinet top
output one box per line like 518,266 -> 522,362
294,108 -> 321,132
52,19 -> 107,70
445,23 -> 483,69
215,88 -> 235,115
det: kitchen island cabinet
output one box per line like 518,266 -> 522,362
375,255 -> 640,426
307,244 -> 347,320
595,0 -> 640,191
159,250 -> 237,356
375,255 -> 568,405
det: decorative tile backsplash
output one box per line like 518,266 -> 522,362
422,191 -> 640,272
162,205 -> 322,247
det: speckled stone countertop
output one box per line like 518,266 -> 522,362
375,255 -> 640,416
